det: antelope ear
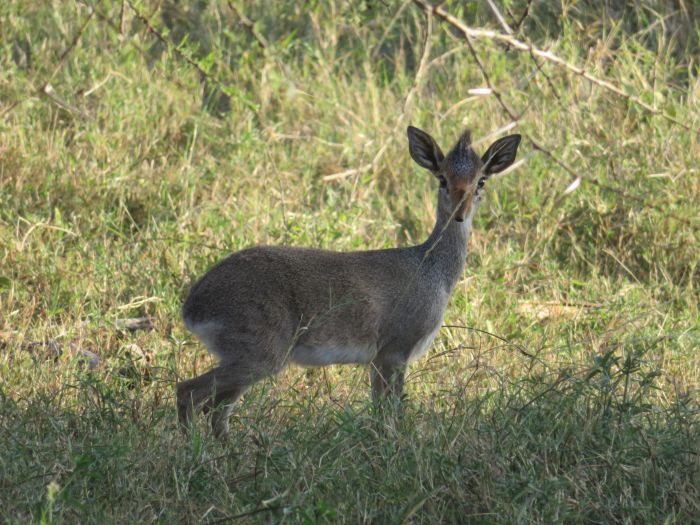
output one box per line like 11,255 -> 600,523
481,134 -> 521,175
407,126 -> 444,172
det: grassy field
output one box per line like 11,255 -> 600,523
1,0 -> 699,523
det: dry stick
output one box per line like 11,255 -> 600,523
412,0 -> 696,135
413,0 -> 696,227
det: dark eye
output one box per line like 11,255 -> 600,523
438,176 -> 447,188
477,177 -> 485,189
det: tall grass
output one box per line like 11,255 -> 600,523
1,1 -> 698,523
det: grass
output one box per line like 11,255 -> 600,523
1,0 -> 699,523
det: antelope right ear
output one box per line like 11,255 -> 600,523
481,134 -> 521,175
407,126 -> 444,172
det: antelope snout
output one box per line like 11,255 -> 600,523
454,198 -> 470,222
451,188 -> 471,223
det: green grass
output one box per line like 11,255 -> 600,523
1,1 -> 699,523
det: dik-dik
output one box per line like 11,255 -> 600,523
178,126 -> 521,437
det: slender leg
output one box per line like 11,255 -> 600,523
370,356 -> 406,406
208,386 -> 249,439
177,330 -> 289,437
177,369 -> 218,433
176,363 -> 261,436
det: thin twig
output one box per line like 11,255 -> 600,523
486,0 -> 513,35
511,0 -> 533,34
126,0 -> 211,81
442,324 -> 536,359
528,49 -> 562,102
227,1 -> 268,49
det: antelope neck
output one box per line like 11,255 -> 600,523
418,189 -> 471,286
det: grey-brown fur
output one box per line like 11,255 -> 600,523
178,126 -> 521,438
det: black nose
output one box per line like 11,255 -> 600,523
455,217 -> 464,223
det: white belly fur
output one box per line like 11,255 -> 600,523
290,343 -> 377,367
291,324 -> 441,367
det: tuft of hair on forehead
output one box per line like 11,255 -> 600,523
455,130 -> 472,150
445,129 -> 481,178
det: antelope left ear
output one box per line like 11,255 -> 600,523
407,125 -> 444,172
481,134 -> 521,175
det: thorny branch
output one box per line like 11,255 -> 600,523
507,0 -> 533,35
126,0 -> 268,125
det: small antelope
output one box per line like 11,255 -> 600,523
178,126 -> 521,437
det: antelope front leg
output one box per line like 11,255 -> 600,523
370,356 -> 406,406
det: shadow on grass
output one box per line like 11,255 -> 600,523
1,340 -> 698,523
